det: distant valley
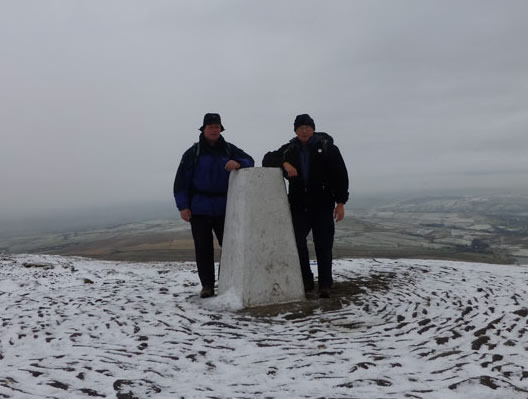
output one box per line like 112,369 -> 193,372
1,194 -> 527,265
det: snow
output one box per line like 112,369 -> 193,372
1,254 -> 528,398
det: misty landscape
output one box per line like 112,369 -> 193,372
3,192 -> 528,397
2,1 -> 528,398
2,194 -> 528,267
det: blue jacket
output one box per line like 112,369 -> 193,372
173,134 -> 254,216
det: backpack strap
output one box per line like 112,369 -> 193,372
225,142 -> 233,159
192,142 -> 200,165
188,142 -> 199,206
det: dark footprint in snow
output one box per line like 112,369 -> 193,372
78,388 -> 106,397
113,379 -> 162,399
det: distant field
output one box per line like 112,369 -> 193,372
2,195 -> 527,265
0,220 -> 517,265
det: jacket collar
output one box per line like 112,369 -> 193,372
199,132 -> 227,147
290,134 -> 320,149
198,133 -> 228,155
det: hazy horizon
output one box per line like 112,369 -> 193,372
2,188 -> 527,238
2,1 -> 528,221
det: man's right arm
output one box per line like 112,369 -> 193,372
262,143 -> 290,167
173,148 -> 195,213
180,208 -> 192,223
282,162 -> 298,177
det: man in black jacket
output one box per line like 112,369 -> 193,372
262,114 -> 349,298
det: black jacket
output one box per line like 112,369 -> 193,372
262,132 -> 349,209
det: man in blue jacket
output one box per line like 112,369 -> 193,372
174,113 -> 254,298
262,114 -> 349,298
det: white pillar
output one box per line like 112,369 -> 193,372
218,167 -> 305,307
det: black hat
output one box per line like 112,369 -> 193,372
199,113 -> 225,132
294,114 -> 315,131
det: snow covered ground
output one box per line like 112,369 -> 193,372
1,254 -> 528,398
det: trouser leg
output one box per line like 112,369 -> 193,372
211,216 -> 225,247
211,215 -> 225,275
311,207 -> 335,289
190,215 -> 215,288
291,207 -> 313,284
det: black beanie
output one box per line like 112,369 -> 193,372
294,114 -> 315,131
199,113 -> 225,131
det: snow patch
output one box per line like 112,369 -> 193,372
1,254 -> 528,398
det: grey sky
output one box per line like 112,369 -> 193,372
1,0 -> 528,220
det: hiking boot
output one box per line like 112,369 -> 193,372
303,279 -> 315,293
319,288 -> 330,299
200,286 -> 214,298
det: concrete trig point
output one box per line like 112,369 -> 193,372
218,167 -> 305,307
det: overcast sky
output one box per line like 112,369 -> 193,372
1,0 -> 528,220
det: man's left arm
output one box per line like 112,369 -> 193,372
327,145 -> 349,221
230,145 -> 255,168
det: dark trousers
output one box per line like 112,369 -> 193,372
190,215 -> 225,288
291,205 -> 335,289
